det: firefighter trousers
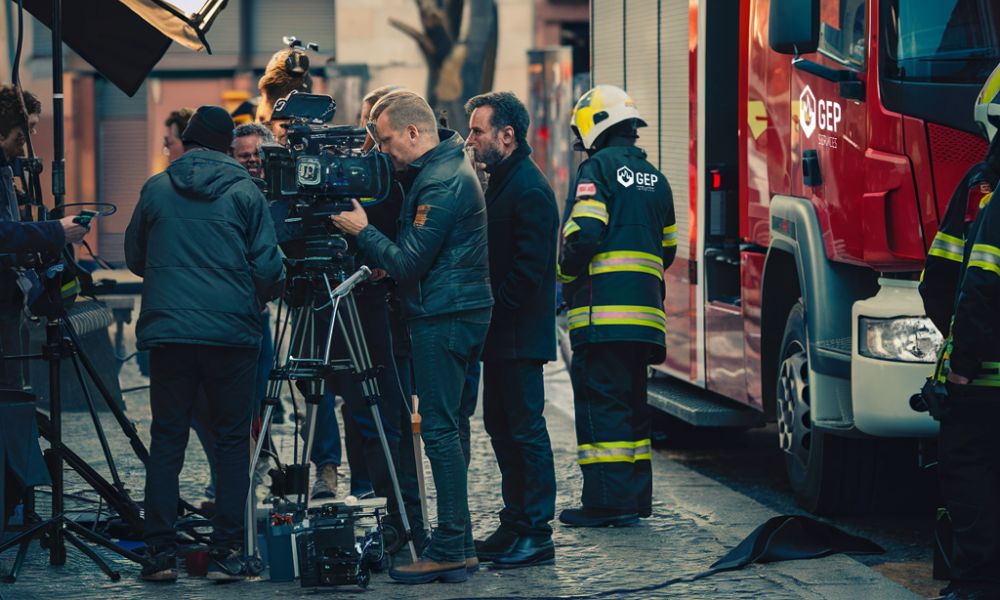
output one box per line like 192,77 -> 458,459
939,387 -> 1000,592
569,341 -> 653,515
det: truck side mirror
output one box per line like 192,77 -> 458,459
769,0 -> 820,55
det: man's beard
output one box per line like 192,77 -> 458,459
476,142 -> 505,170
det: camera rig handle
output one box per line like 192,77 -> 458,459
330,266 -> 371,299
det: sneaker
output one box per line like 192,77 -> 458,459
310,464 -> 338,500
140,551 -> 177,582
206,548 -> 246,582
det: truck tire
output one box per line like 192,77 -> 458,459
776,301 -> 882,515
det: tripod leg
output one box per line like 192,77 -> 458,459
64,519 -> 147,565
62,529 -> 120,581
1,539 -> 32,583
338,295 -> 418,561
246,402 -> 274,559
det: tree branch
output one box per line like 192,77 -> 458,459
388,18 -> 435,61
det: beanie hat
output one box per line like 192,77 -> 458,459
181,105 -> 234,153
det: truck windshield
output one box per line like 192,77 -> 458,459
882,0 -> 1000,83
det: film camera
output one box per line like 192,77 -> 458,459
262,91 -> 393,267
296,502 -> 386,589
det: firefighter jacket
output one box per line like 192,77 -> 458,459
558,141 -> 676,363
919,162 -> 997,337
946,191 -> 1000,391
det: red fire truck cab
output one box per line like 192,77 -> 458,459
584,0 -> 1000,513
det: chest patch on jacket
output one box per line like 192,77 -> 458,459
414,204 -> 431,227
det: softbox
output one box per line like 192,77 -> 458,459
13,0 -> 228,96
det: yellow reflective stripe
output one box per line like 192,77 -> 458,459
589,250 -> 664,279
60,278 -> 80,297
557,264 -> 576,283
929,232 -> 965,263
562,219 -> 581,238
569,199 -> 609,225
928,248 -> 964,263
982,191 -> 994,209
662,224 -> 678,248
578,439 -> 652,465
566,305 -> 666,333
973,362 -> 1000,386
969,243 -> 1000,276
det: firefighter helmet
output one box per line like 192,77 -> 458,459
975,62 -> 1000,142
571,85 -> 646,151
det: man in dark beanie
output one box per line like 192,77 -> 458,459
126,104 -> 284,582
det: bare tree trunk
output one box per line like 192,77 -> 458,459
389,0 -> 498,136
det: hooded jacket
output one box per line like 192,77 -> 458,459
125,149 -> 284,350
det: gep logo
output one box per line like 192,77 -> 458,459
799,85 -> 817,138
617,166 -> 634,188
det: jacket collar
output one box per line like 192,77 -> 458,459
409,128 -> 464,171
484,143 -> 531,201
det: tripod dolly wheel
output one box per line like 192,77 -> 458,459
246,555 -> 266,576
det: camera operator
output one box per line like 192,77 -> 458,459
0,85 -> 87,389
256,48 -> 311,145
125,106 -> 284,582
331,90 -> 493,584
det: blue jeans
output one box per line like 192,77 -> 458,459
409,308 -> 491,563
310,392 -> 343,468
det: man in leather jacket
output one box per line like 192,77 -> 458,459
331,90 -> 493,584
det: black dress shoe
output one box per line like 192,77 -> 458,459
559,507 -> 639,528
491,535 -> 555,569
474,525 -> 518,562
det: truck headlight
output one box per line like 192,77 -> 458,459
858,317 -> 943,363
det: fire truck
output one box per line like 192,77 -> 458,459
581,0 -> 1000,513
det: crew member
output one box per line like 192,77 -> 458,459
558,85 -> 676,528
464,91 -> 559,567
927,63 -> 1000,600
0,85 -> 86,389
163,108 -> 194,163
256,47 -> 311,145
331,90 -> 493,584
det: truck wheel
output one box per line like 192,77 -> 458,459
776,301 -> 881,515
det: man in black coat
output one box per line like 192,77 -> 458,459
464,92 -> 560,568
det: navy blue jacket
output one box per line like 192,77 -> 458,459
0,220 -> 64,254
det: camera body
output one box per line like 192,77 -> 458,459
295,503 -> 385,589
262,92 -> 391,281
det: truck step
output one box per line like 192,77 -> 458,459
647,377 -> 764,428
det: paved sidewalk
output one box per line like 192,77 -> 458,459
1,334 -> 920,599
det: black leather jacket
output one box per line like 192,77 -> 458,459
357,129 -> 493,320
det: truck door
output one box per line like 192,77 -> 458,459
789,0 -> 869,262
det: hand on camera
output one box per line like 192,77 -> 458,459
329,198 -> 369,236
370,268 -> 388,282
59,216 -> 88,244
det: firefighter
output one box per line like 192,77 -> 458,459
557,85 -> 676,528
924,62 -> 1000,600
919,131 -> 1000,337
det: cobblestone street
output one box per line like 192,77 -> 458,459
1,324 -> 922,599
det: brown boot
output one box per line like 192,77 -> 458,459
389,559 -> 468,584
310,464 -> 338,499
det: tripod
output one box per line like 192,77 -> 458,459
246,264 -> 418,567
0,305 -> 147,582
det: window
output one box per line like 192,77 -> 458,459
818,0 -> 867,68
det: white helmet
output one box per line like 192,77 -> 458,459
570,85 -> 646,151
974,62 -> 1000,142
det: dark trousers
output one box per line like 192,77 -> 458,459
483,359 -> 555,536
144,344 -> 257,552
409,308 -> 491,563
939,391 -> 1000,591
569,342 -> 652,514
